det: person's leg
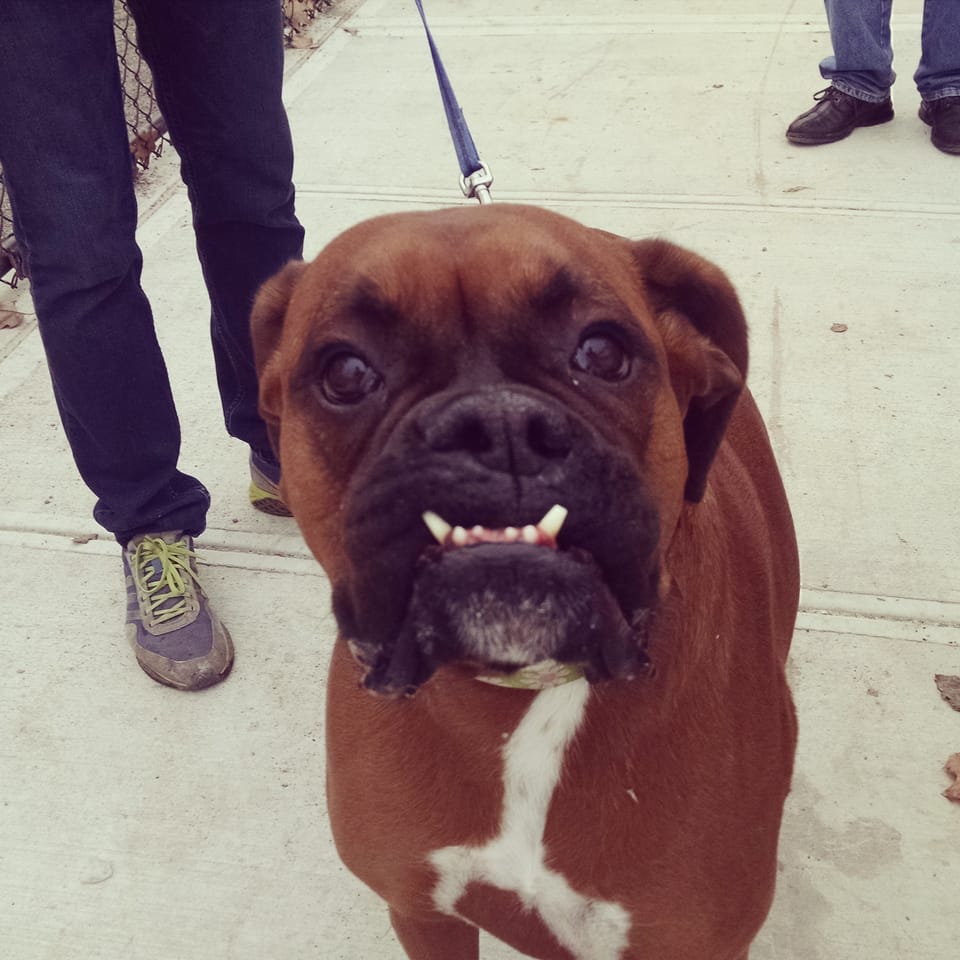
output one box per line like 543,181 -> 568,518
820,0 -> 896,102
915,0 -> 960,99
0,2 -> 232,691
0,0 -> 209,544
786,0 -> 895,144
915,0 -> 960,154
128,0 -> 305,467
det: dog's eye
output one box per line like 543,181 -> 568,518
319,350 -> 382,405
571,332 -> 631,381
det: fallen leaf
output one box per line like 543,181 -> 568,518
0,309 -> 24,329
289,31 -> 317,49
935,675 -> 960,712
830,323 -> 848,333
284,0 -> 330,46
944,754 -> 960,803
129,116 -> 167,169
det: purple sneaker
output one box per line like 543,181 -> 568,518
123,532 -> 233,690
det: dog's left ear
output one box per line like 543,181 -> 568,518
251,259 -> 308,456
631,238 -> 747,502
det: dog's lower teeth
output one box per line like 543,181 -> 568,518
422,509 -> 568,549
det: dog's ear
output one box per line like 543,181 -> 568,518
251,260 -> 308,455
631,239 -> 747,503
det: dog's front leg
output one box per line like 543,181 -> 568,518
389,907 -> 480,960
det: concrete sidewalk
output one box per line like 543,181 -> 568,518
1,1 -> 957,957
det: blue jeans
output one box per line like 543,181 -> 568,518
820,0 -> 960,102
0,0 -> 305,544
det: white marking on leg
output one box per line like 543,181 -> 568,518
430,679 -> 631,960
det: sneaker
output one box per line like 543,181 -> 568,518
786,86 -> 894,145
919,96 -> 960,155
123,532 -> 234,690
249,449 -> 291,517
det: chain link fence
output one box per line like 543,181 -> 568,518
0,0 -> 330,286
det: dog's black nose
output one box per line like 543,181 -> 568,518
422,389 -> 572,476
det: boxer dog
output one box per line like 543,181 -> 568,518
251,204 -> 798,960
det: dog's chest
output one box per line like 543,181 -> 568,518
429,680 -> 631,959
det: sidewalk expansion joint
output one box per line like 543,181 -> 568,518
2,512 -> 956,645
293,184 -> 960,220
798,587 -> 959,647
0,514 -> 321,579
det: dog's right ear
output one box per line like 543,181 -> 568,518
251,260 -> 308,453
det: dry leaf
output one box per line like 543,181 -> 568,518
0,309 -> 24,329
130,116 -> 167,170
284,0 -> 329,46
830,323 -> 848,333
944,754 -> 960,803
935,675 -> 960,712
288,31 -> 317,49
284,0 -> 314,29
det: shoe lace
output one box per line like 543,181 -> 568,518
813,87 -> 843,103
131,535 -> 202,625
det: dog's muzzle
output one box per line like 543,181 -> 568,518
333,386 -> 661,696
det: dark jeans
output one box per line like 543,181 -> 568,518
0,0 -> 305,544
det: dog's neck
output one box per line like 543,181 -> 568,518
475,659 -> 584,690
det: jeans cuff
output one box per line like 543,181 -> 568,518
921,89 -> 960,102
830,81 -> 891,104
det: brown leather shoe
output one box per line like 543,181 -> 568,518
786,87 -> 894,145
919,96 -> 960,155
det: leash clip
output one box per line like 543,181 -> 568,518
460,161 -> 494,205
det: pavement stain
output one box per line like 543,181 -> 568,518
786,775 -> 904,881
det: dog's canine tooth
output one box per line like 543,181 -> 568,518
422,511 -> 452,544
538,504 -> 568,539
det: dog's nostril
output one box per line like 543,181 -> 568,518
428,414 -> 494,454
459,417 -> 494,455
528,413 -> 572,460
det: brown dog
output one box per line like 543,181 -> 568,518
252,204 -> 798,960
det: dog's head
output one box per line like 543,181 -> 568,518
252,205 -> 746,695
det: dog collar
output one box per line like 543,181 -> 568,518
476,659 -> 585,690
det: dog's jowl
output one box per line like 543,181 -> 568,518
252,204 -> 799,960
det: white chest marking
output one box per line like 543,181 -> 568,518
429,679 -> 631,960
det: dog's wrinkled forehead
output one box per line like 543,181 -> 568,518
301,205 -> 644,339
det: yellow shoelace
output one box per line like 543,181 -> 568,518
130,536 -> 201,625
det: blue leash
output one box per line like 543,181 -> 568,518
414,0 -> 494,204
